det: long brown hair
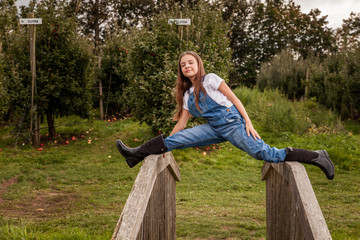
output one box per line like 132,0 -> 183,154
173,51 -> 206,121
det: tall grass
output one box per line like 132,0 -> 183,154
233,86 -> 343,135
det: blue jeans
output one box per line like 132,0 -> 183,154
164,107 -> 286,163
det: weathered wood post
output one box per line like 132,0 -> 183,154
262,162 -> 332,240
112,152 -> 180,240
20,9 -> 42,147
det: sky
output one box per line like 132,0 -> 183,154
15,0 -> 360,29
292,0 -> 360,29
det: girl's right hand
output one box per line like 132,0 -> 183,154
245,121 -> 261,141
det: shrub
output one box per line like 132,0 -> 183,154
233,86 -> 342,135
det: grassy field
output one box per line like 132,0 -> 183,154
0,116 -> 359,239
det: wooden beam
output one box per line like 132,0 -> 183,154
112,152 -> 180,240
262,162 -> 332,239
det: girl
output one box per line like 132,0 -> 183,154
116,51 -> 334,180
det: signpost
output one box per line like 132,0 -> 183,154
21,14 -> 42,147
167,19 -> 191,25
20,18 -> 42,25
168,14 -> 191,42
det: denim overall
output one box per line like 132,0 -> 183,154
164,85 -> 286,163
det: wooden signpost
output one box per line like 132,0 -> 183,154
168,15 -> 191,42
20,14 -> 42,147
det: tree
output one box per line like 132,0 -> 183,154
125,0 -> 231,134
99,30 -> 130,118
114,0 -> 199,30
221,0 -> 336,86
0,0 -> 19,52
0,0 -> 19,120
69,0 -> 117,120
308,46 -> 360,120
3,0 -> 95,140
35,0 -> 95,138
0,53 -> 9,120
256,48 -> 321,100
336,12 -> 360,50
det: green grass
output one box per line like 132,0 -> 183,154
1,86 -> 360,239
0,117 -> 359,239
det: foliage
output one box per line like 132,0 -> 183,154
98,31 -> 130,117
336,12 -> 360,50
125,0 -> 231,135
0,52 -> 8,119
309,47 -> 360,120
256,48 -> 322,100
114,0 -> 198,30
233,86 -> 343,135
221,0 -> 335,86
2,0 -> 95,139
70,0 -> 117,49
0,0 -> 18,121
0,0 -> 19,52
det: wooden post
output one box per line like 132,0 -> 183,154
98,56 -> 104,120
28,12 -> 40,147
105,74 -> 112,120
178,12 -> 183,41
112,152 -> 180,240
304,67 -> 309,101
262,162 -> 332,240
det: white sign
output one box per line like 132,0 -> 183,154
168,19 -> 191,25
20,18 -> 42,25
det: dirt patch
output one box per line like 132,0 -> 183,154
0,175 -> 20,205
0,189 -> 82,220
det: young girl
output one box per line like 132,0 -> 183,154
116,51 -> 334,180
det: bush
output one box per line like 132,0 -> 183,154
233,86 -> 343,135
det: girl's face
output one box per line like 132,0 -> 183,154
180,54 -> 198,83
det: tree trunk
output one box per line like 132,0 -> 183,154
94,0 -> 104,120
46,110 -> 55,140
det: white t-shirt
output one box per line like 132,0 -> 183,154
183,73 -> 233,111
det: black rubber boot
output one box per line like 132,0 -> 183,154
285,147 -> 335,180
116,135 -> 167,168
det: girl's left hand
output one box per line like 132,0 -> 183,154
246,121 -> 261,141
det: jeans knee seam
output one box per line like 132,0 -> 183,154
170,136 -> 224,150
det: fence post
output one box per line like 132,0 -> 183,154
262,161 -> 332,240
112,152 -> 180,240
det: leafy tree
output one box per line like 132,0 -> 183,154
35,0 -> 95,138
221,0 -> 335,86
114,0 -> 200,30
125,0 -> 231,134
0,0 -> 19,121
309,47 -> 360,120
295,8 -> 336,59
0,53 -> 9,120
69,0 -> 115,49
0,0 -> 19,51
256,48 -> 322,100
99,30 -> 130,117
3,0 -> 95,139
257,49 -> 305,99
336,12 -> 360,50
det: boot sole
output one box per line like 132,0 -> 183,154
116,140 -> 135,168
317,150 -> 335,180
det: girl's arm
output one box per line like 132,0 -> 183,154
218,81 -> 261,140
170,109 -> 190,136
